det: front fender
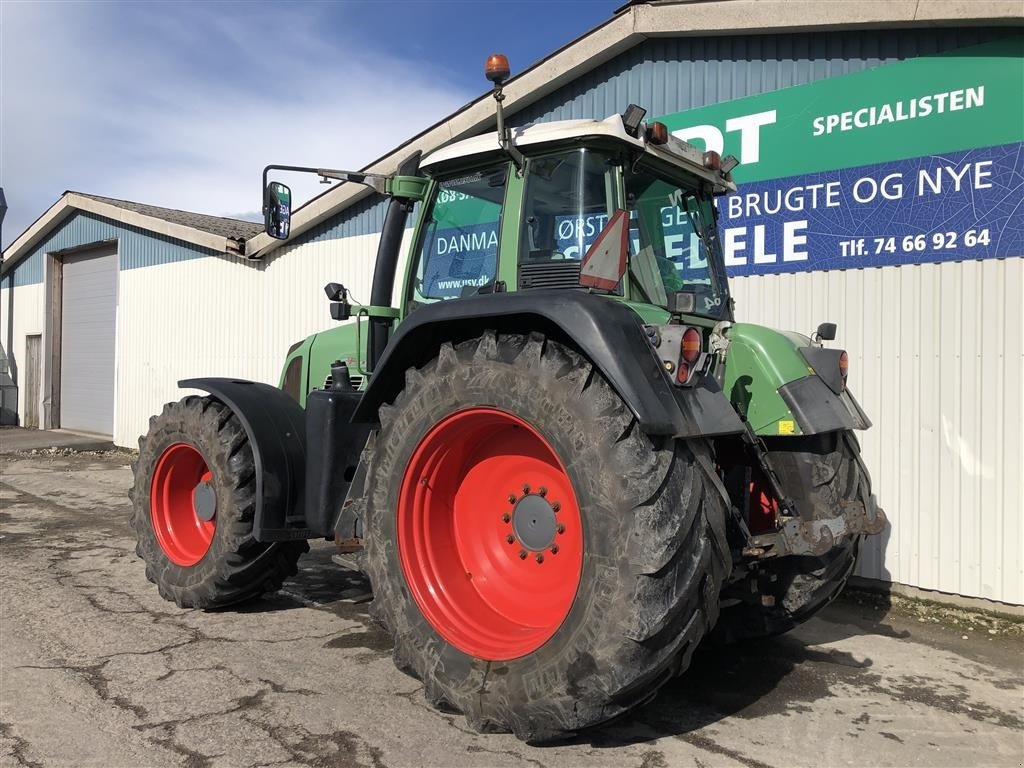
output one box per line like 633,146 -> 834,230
723,323 -> 870,436
179,377 -> 309,541
353,291 -> 744,438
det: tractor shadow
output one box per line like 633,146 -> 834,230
233,543 -> 373,614
231,541 -> 910,747
580,593 -> 905,748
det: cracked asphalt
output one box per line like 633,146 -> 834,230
1,450 -> 1022,768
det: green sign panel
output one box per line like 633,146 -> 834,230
660,37 -> 1024,183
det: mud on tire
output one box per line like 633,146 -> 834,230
715,430 -> 869,642
361,332 -> 732,742
130,395 -> 307,609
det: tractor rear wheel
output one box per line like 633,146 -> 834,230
361,332 -> 731,742
130,395 -> 307,608
714,430 -> 869,641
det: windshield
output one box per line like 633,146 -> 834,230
410,164 -> 507,304
625,164 -> 729,318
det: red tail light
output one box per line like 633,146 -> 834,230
681,327 -> 701,363
839,351 -> 849,388
703,150 -> 722,170
676,362 -> 690,384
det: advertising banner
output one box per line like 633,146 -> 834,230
660,36 -> 1024,276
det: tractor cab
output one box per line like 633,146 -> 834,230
407,112 -> 737,326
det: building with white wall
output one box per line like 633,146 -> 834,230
2,0 -> 1022,606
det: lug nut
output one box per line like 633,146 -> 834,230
522,484 -> 530,494
501,513 -> 511,523
508,494 -> 517,504
556,523 -> 566,535
538,486 -> 547,497
550,544 -> 559,555
519,550 -> 528,560
506,535 -> 515,544
552,502 -> 561,512
535,553 -> 544,564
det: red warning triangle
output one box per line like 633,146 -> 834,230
579,209 -> 628,291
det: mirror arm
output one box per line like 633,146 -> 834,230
315,169 -> 390,195
261,164 -> 391,207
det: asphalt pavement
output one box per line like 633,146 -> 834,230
1,448 -> 1021,768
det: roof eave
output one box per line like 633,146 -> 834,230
1,193 -> 235,277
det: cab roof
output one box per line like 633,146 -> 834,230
420,114 -> 736,194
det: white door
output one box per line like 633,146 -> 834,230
60,245 -> 117,435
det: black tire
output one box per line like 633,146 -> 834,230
714,430 -> 868,642
129,395 -> 307,608
361,331 -> 731,742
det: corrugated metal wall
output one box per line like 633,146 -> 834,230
514,28 -> 1018,126
0,282 -> 45,423
115,229 -> 413,448
730,259 -> 1024,605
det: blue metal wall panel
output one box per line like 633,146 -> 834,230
5,211 -> 219,286
513,27 -> 1017,126
291,192 -> 389,245
10,251 -> 43,287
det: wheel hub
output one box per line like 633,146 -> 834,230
511,493 -> 557,552
193,482 -> 217,522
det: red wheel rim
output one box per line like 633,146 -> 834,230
398,408 -> 584,661
150,443 -> 215,566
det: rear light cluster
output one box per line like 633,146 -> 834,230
644,324 -> 707,386
839,350 -> 849,390
677,327 -> 702,384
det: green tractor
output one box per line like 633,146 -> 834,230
131,55 -> 885,741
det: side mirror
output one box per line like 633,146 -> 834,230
264,181 -> 291,239
815,322 -> 838,342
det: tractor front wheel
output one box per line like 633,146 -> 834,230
362,332 -> 731,742
130,396 -> 307,608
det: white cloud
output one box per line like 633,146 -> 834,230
0,2 -> 474,245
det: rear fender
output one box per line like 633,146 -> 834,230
723,323 -> 870,436
353,291 -> 744,438
180,378 -> 309,541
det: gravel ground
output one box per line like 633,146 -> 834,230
1,449 -> 1022,768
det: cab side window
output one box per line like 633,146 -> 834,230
519,149 -> 617,263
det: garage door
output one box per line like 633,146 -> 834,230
60,245 -> 117,435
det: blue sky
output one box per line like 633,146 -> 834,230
0,1 -> 618,247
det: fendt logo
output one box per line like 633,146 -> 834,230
672,109 -> 777,165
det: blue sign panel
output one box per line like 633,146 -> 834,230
717,142 -> 1023,277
